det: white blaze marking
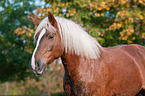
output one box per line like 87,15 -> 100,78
31,28 -> 46,70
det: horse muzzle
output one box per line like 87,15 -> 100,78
33,59 -> 46,75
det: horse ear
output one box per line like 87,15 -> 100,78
48,12 -> 57,29
28,15 -> 41,26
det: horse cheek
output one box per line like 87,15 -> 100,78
53,43 -> 64,59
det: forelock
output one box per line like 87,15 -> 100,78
34,17 -> 57,41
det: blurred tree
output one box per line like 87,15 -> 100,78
0,0 -> 38,82
29,0 -> 145,47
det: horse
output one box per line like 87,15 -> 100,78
30,12 -> 145,96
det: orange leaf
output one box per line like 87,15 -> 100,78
38,16 -> 41,19
106,7 -> 110,10
97,37 -> 103,40
29,33 -> 32,37
132,37 -> 136,40
95,13 -> 100,17
30,29 -> 34,33
98,7 -> 102,10
66,13 -> 69,17
139,15 -> 144,20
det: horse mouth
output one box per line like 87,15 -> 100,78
34,63 -> 46,75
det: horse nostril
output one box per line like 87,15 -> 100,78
34,59 -> 46,75
35,59 -> 40,69
36,61 -> 39,67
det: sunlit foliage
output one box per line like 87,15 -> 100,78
16,0 -> 145,48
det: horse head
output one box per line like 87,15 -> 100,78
30,12 -> 64,75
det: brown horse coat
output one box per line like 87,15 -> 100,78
62,44 -> 145,95
30,12 -> 145,96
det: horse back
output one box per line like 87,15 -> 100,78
101,44 -> 145,95
130,44 -> 145,88
119,44 -> 145,80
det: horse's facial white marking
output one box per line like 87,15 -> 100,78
31,28 -> 46,70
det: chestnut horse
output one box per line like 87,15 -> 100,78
30,12 -> 145,96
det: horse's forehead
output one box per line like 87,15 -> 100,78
37,28 -> 46,43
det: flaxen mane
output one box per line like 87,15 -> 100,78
34,17 -> 103,59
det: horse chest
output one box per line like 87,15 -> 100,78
63,72 -> 102,96
63,78 -> 93,95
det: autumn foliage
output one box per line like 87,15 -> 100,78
15,0 -> 145,49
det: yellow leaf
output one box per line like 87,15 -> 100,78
125,20 -> 128,24
74,11 -> 76,14
101,13 -> 104,16
103,5 -> 107,9
142,33 -> 145,38
106,7 -> 110,10
59,14 -> 62,16
126,3 -> 130,7
140,15 -> 144,20
98,7 -> 102,10
56,8 -> 59,11
117,23 -> 122,28
47,8 -> 50,11
95,13 -> 100,17
102,2 -> 106,5
127,32 -> 132,35
66,3 -> 69,6
139,0 -> 143,4
62,4 -> 64,7
129,17 -> 134,23
122,36 -> 128,40
29,33 -> 32,37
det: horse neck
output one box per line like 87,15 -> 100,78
61,52 -> 81,74
61,52 -> 98,81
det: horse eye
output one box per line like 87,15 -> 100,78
48,35 -> 54,40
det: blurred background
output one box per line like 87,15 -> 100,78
0,0 -> 145,95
